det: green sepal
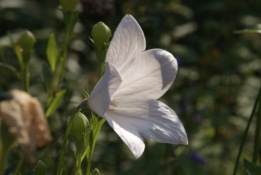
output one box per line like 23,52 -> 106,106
235,24 -> 261,34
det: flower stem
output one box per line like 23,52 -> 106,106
22,63 -> 30,93
56,99 -> 88,175
14,153 -> 24,175
233,83 -> 261,175
253,94 -> 261,163
75,153 -> 83,175
0,141 -> 7,175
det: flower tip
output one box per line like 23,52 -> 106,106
181,135 -> 189,145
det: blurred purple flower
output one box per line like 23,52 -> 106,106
193,114 -> 203,122
81,0 -> 115,18
190,152 -> 206,165
176,56 -> 182,66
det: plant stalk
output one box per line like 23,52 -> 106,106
233,83 -> 261,175
56,99 -> 88,175
253,94 -> 261,163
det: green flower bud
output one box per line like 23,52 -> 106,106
71,112 -> 89,141
35,160 -> 46,175
91,22 -> 111,51
70,112 -> 89,153
17,30 -> 36,54
60,0 -> 79,12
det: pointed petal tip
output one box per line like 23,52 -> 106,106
180,135 -> 189,145
133,146 -> 145,159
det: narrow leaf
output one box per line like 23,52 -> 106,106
235,24 -> 261,34
244,159 -> 261,175
46,89 -> 66,117
47,34 -> 58,71
41,64 -> 52,92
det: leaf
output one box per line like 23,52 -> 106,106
46,34 -> 58,71
234,24 -> 261,34
82,88 -> 89,99
41,64 -> 52,92
244,159 -> 261,175
46,89 -> 66,117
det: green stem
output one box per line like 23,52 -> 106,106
253,95 -> 261,163
86,116 -> 104,175
233,83 -> 261,175
56,99 -> 88,175
55,49 -> 67,93
22,64 -> 30,93
75,153 -> 83,175
47,11 -> 75,100
99,62 -> 105,78
0,142 -> 7,175
86,141 -> 94,175
14,153 -> 24,175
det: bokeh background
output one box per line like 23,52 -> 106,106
1,0 -> 261,174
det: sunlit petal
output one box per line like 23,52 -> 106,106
113,49 -> 177,103
104,112 -> 145,158
88,62 -> 122,117
106,15 -> 146,74
105,100 -> 188,158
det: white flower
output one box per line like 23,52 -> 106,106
88,14 -> 188,158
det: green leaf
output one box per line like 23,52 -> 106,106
41,64 -> 52,92
46,34 -> 58,72
82,88 -> 89,99
235,24 -> 261,34
244,159 -> 261,175
46,89 -> 66,117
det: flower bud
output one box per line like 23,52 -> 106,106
35,160 -> 46,175
17,30 -> 36,54
70,112 -> 89,153
59,0 -> 79,12
71,112 -> 89,141
91,22 -> 111,50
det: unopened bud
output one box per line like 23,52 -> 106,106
91,22 -> 111,50
17,30 -> 36,54
71,112 -> 89,141
35,160 -> 46,175
60,0 -> 79,12
70,112 -> 89,153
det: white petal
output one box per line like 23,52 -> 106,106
88,62 -> 122,117
113,49 -> 177,103
106,15 -> 146,74
104,112 -> 145,159
105,100 -> 188,158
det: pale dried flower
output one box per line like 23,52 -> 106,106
0,89 -> 52,162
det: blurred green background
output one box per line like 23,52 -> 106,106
1,0 -> 261,174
